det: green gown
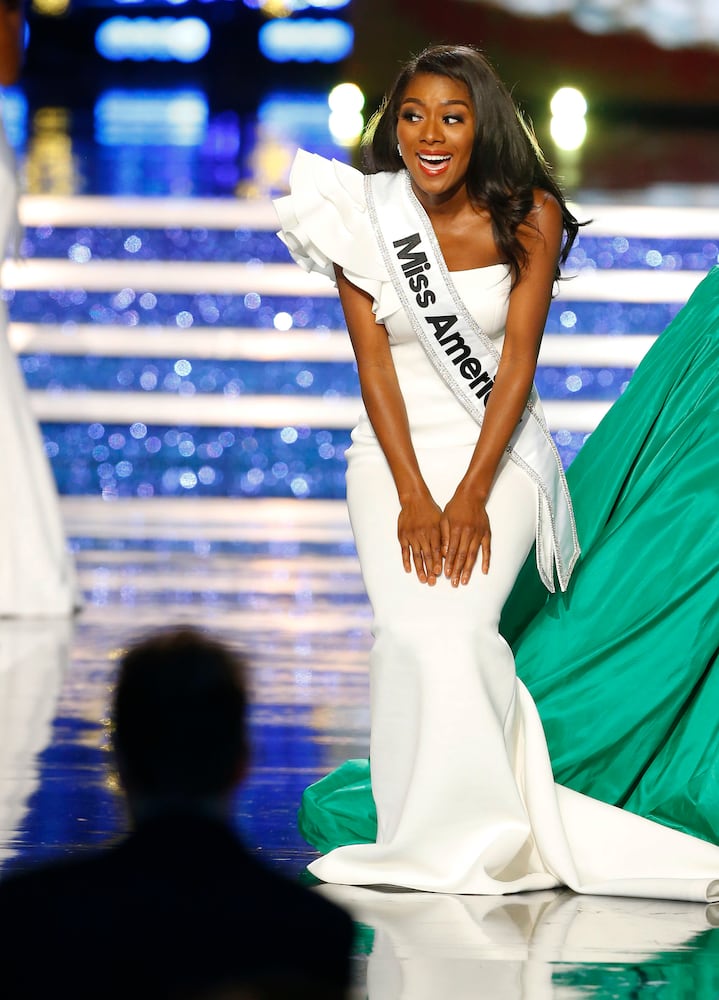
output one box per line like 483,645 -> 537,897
299,266 -> 719,855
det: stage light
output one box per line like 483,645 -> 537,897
25,107 -> 76,195
550,116 -> 587,151
32,0 -> 70,16
328,82 -> 364,113
550,87 -> 587,119
95,16 -> 211,62
245,0 -> 350,7
328,83 -> 364,145
328,109 -> 363,144
258,91 -> 332,135
258,17 -> 353,62
95,90 -> 208,145
549,86 -> 588,152
0,88 -> 28,149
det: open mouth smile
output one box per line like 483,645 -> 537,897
416,153 -> 452,175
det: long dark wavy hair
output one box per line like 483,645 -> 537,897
362,44 -> 580,286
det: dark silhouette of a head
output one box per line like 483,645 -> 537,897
112,626 -> 249,803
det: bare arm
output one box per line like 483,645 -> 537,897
0,0 -> 24,86
442,192 -> 564,586
335,264 -> 443,585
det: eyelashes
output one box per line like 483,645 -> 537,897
399,111 -> 465,124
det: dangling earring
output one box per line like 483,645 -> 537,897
397,142 -> 403,159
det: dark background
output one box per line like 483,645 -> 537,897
17,0 -> 719,191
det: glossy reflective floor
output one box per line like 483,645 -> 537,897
2,76 -> 719,997
4,500 -> 719,998
0,497 -> 369,875
3,498 -> 719,999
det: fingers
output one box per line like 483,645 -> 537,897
399,507 -> 490,587
400,529 -> 442,584
414,527 -> 443,585
412,545 -> 429,584
429,525 -> 443,580
480,529 -> 491,577
401,539 -> 412,575
444,524 -> 491,586
440,516 -> 450,560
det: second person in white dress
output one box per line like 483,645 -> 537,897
0,0 -> 77,617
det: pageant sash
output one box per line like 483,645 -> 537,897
364,170 -> 579,592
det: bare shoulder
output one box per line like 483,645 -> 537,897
518,188 -> 563,254
531,188 -> 563,230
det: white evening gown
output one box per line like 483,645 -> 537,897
275,151 -> 719,900
0,116 -> 77,616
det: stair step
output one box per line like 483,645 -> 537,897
3,257 -> 709,301
9,324 -> 657,367
31,395 -> 608,436
18,195 -> 719,238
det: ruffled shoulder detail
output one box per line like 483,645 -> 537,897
274,150 -> 400,322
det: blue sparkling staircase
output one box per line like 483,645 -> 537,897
5,194 -> 719,501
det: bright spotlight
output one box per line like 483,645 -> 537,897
328,82 -> 365,114
328,109 -> 364,145
549,86 -> 588,152
550,87 -> 588,118
550,115 -> 588,152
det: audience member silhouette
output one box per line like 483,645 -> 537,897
0,626 -> 354,999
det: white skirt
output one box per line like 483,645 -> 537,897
0,124 -> 77,617
308,429 -> 719,901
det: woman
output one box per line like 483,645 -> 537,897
275,45 -> 719,898
0,0 -> 77,616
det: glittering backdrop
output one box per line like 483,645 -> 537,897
8,217 -> 719,499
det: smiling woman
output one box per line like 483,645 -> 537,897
275,43 -> 719,900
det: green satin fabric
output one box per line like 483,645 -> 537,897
299,266 -> 719,851
552,922 -> 719,998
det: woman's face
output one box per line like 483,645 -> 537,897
396,72 -> 476,204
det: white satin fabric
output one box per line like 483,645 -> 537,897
275,150 -> 719,900
0,119 -> 78,616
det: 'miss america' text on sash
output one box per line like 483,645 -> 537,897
393,232 -> 495,406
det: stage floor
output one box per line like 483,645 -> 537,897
1,497 -> 718,998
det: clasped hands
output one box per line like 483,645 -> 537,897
398,489 -> 491,587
